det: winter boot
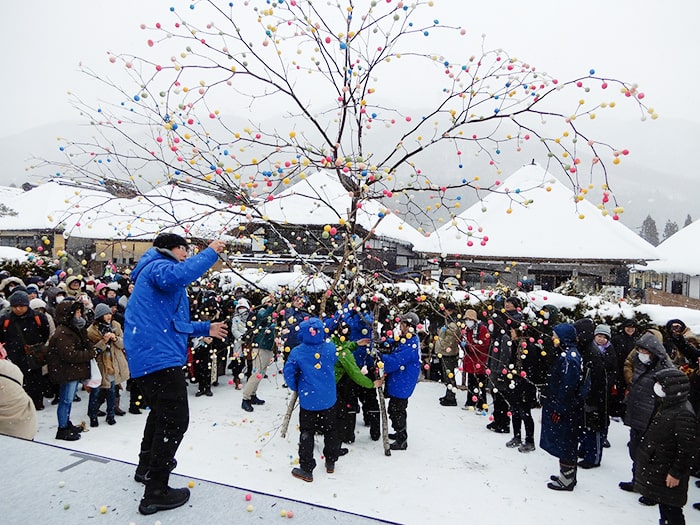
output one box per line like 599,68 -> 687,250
67,420 -> 85,434
619,480 -> 636,492
106,416 -> 116,425
139,484 -> 190,515
547,462 -> 577,491
518,441 -> 536,453
505,436 -> 522,448
389,428 -> 408,450
250,395 -> 265,405
325,460 -> 335,473
56,427 -> 81,441
241,399 -> 254,412
291,467 -> 313,482
90,417 -> 99,428
114,395 -> 126,416
138,466 -> 189,515
439,393 -> 458,406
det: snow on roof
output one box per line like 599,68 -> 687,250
0,246 -> 30,262
643,219 -> 700,275
257,171 -> 425,247
0,180 -> 243,242
414,164 -> 659,263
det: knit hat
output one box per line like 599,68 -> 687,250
153,232 -> 188,250
29,298 -> 47,310
465,309 -> 478,321
594,324 -> 611,339
400,312 -> 420,326
94,302 -> 112,319
9,291 -> 30,307
504,297 -> 521,309
621,319 -> 636,329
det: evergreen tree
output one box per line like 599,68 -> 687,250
639,215 -> 660,246
684,214 -> 693,227
0,203 -> 17,217
662,220 -> 679,241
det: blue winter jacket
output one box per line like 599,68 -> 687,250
540,323 -> 584,461
382,333 -> 421,399
124,246 -> 219,378
283,317 -> 338,411
344,309 -> 375,368
280,306 -> 311,353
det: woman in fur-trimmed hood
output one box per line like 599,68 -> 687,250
47,300 -> 96,441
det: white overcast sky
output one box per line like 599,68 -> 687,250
2,0 -> 698,138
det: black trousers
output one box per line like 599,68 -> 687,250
491,389 -> 510,429
388,396 -> 409,440
659,503 -> 685,525
298,405 -> 340,473
135,367 -> 189,486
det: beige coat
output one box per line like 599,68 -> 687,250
87,320 -> 129,387
0,359 -> 37,440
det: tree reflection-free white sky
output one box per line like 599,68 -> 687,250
2,0 -> 698,137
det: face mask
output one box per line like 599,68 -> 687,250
56,296 -> 64,304
191,287 -> 200,293
638,352 -> 652,364
72,317 -> 86,330
653,383 -> 666,398
465,320 -> 475,329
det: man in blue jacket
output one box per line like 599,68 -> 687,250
283,317 -> 341,482
125,233 -> 228,515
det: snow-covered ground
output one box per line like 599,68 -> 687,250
32,371 -> 699,524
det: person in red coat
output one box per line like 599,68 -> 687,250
462,309 -> 490,412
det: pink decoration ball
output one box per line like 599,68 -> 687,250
228,379 -> 234,385
325,37 -> 331,44
287,511 -> 294,518
423,364 -> 430,370
256,373 -> 263,379
245,493 -> 252,501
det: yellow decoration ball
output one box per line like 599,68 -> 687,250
100,506 -> 107,514
188,481 -> 195,488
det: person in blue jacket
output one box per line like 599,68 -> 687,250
124,233 -> 228,516
283,317 -> 342,482
339,300 -> 381,441
382,311 -> 422,451
540,323 -> 584,491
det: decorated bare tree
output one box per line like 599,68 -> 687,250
33,0 -> 652,311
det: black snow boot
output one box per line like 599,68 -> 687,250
138,469 -> 190,515
389,428 -> 408,450
439,393 -> 458,406
547,462 -> 577,491
139,485 -> 190,515
56,426 -> 81,441
291,467 -> 313,482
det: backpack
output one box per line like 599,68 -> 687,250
2,314 -> 49,369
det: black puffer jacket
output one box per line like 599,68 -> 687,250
635,368 -> 696,507
47,302 -> 95,384
574,319 -> 608,430
624,333 -> 671,431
